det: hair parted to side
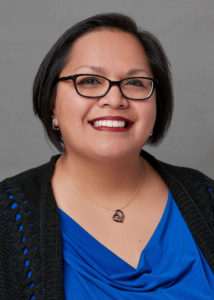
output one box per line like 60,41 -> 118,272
33,13 -> 173,152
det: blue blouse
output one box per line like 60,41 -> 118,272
58,190 -> 214,299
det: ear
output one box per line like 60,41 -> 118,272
52,111 -> 59,127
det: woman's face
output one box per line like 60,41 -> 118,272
54,29 -> 156,160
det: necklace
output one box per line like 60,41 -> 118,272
68,161 -> 146,223
111,176 -> 145,223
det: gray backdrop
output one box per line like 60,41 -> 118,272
0,0 -> 214,180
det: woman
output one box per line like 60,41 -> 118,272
0,13 -> 214,300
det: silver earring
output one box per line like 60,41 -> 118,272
52,116 -> 60,131
150,132 -> 153,136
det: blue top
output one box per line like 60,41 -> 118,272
58,190 -> 214,299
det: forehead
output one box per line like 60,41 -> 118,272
62,29 -> 152,76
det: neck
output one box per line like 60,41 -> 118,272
55,151 -> 147,207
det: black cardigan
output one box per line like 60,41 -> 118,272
0,151 -> 214,300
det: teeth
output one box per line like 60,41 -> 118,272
92,120 -> 126,128
106,120 -> 112,127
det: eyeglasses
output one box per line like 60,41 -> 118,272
57,74 -> 158,100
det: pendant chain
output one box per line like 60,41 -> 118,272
68,159 -> 146,222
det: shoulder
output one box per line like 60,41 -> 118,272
158,158 -> 214,196
0,155 -> 60,212
142,151 -> 214,240
157,159 -> 214,209
141,149 -> 214,185
0,155 -> 60,192
141,150 -> 214,213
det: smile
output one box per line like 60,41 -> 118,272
88,116 -> 133,132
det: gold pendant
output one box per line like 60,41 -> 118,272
112,209 -> 124,223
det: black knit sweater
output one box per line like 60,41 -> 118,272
0,151 -> 214,300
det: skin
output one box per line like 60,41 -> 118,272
53,29 -> 156,162
52,29 -> 157,197
52,29 -> 168,269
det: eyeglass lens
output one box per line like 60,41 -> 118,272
75,75 -> 154,99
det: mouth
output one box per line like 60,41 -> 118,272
88,116 -> 133,131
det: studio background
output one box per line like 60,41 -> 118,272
0,0 -> 214,180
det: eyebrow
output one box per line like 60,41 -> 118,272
74,65 -> 105,73
126,68 -> 152,76
74,65 -> 152,77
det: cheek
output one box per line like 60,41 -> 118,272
54,88 -> 81,123
149,102 -> 157,126
138,99 -> 156,127
54,87 -> 95,134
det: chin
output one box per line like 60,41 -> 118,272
88,146 -> 139,162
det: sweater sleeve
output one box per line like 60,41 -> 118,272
0,177 -> 45,300
0,184 -> 20,299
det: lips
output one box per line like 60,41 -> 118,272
88,116 -> 133,132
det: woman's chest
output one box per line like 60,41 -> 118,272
58,190 -> 168,269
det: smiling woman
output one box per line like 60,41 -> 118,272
0,13 -> 214,300
52,29 -> 157,161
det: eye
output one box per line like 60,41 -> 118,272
77,76 -> 101,85
125,79 -> 144,87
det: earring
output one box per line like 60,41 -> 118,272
52,116 -> 60,131
150,132 -> 153,136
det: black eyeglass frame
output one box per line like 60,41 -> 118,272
57,74 -> 158,101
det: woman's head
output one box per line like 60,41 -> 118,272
33,13 -> 173,152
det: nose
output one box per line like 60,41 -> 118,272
97,85 -> 129,109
